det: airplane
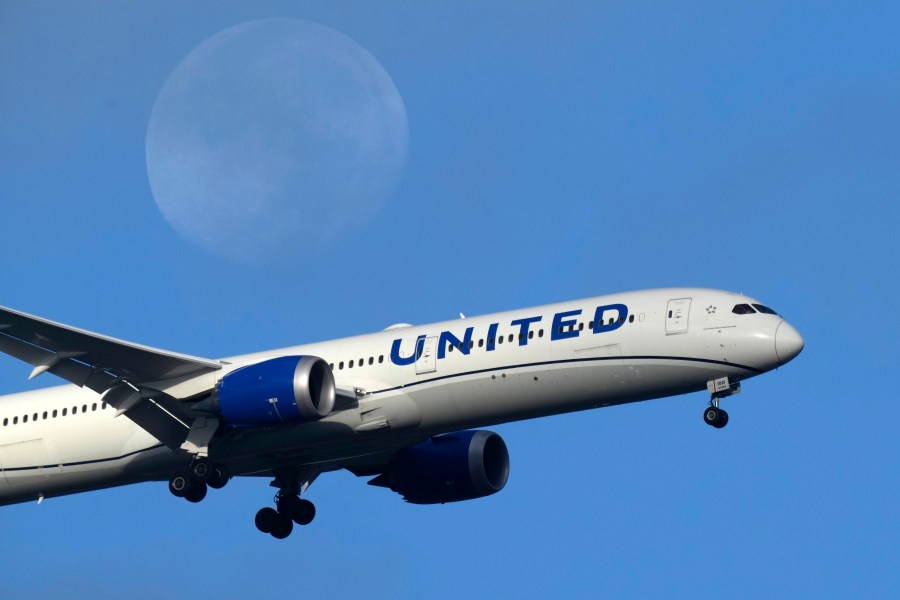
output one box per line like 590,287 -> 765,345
0,288 -> 803,539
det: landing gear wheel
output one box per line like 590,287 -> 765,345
255,507 -> 279,534
276,494 -> 316,525
294,499 -> 316,525
704,406 -> 729,428
190,457 -> 213,483
185,482 -> 208,503
168,472 -> 192,498
207,464 -> 229,490
270,514 -> 294,539
716,409 -> 729,428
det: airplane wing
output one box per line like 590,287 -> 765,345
0,305 -> 223,449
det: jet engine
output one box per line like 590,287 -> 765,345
374,430 -> 510,504
213,356 -> 335,427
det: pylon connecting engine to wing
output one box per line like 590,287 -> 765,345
212,355 -> 336,427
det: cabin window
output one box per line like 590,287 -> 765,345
529,330 -> 534,339
508,334 -> 514,343
33,413 -> 38,421
478,339 -> 484,348
92,403 -> 97,411
53,410 -> 58,418
488,337 -> 494,345
629,315 -> 635,323
339,362 -> 344,370
378,355 -> 384,364
732,304 -> 756,315
329,363 -> 334,370
2,418 -> 7,426
23,415 -> 28,423
369,357 -> 374,365
43,411 -> 48,419
359,358 -> 364,366
498,336 -> 503,345
82,405 -> 87,413
13,416 -> 18,424
538,329 -> 544,338
62,408 -> 67,416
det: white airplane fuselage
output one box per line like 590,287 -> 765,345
0,288 -> 804,507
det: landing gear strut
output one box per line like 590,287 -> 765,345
254,469 -> 319,539
704,377 -> 740,429
168,456 -> 229,502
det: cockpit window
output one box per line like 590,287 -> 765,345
752,304 -> 778,315
732,304 -> 756,315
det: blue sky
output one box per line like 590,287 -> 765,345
1,2 -> 898,598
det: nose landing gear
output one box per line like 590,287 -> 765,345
704,377 -> 740,429
703,404 -> 729,428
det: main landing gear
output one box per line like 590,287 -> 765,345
703,376 -> 741,429
254,469 -> 319,539
168,456 -> 230,503
255,491 -> 317,540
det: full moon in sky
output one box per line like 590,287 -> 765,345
146,19 -> 408,263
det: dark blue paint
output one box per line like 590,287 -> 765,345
551,309 -> 582,341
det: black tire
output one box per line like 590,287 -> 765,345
207,464 -> 229,490
703,407 -> 720,427
294,499 -> 316,526
185,482 -> 208,503
255,507 -> 278,533
716,409 -> 729,429
270,514 -> 294,539
168,473 -> 192,498
191,457 -> 213,483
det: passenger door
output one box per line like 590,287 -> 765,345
665,298 -> 691,335
415,336 -> 437,374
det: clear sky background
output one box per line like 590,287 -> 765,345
1,2 -> 898,598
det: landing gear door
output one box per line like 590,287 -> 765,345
415,336 -> 437,374
666,298 -> 691,335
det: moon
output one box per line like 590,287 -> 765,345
146,19 -> 408,264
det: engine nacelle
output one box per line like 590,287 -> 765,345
213,356 -> 335,427
381,430 -> 510,504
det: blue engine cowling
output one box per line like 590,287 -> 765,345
213,356 -> 335,427
378,430 -> 510,504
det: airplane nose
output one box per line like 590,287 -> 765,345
775,320 -> 805,365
